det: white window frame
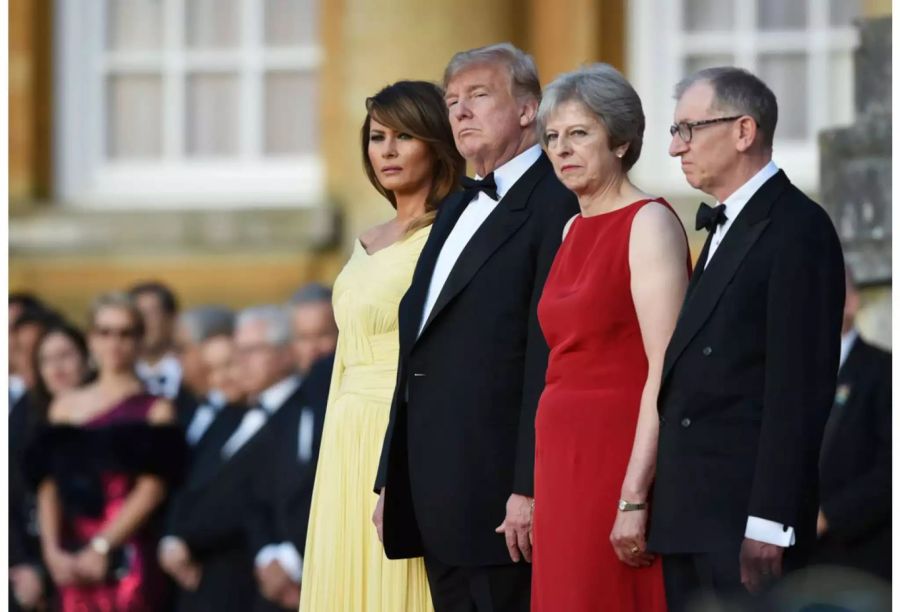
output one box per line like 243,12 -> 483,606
627,0 -> 859,198
54,0 -> 324,209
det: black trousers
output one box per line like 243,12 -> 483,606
662,549 -> 747,612
423,554 -> 531,612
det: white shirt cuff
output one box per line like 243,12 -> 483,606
254,544 -> 279,568
159,535 -> 183,552
275,542 -> 303,583
745,516 -> 796,547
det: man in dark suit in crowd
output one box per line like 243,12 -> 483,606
374,43 -> 578,611
647,67 -> 845,612
246,352 -> 333,610
158,305 -> 308,612
287,282 -> 338,377
130,281 -> 184,404
814,269 -> 891,581
176,306 -> 236,448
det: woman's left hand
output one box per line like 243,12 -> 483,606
73,548 -> 109,584
610,509 -> 655,568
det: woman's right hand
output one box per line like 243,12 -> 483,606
44,547 -> 79,586
372,488 -> 385,543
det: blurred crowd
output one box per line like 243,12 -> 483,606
8,281 -> 338,611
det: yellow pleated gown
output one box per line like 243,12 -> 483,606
300,225 -> 434,612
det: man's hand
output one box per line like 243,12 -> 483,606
372,488 -> 385,544
255,560 -> 292,602
610,509 -> 655,568
9,564 -> 46,609
494,493 -> 533,563
158,537 -> 202,590
277,581 -> 301,609
816,509 -> 829,537
739,537 -> 783,593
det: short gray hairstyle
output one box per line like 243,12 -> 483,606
536,63 -> 645,172
675,66 -> 778,148
443,42 -> 541,102
289,282 -> 332,306
179,306 -> 235,343
236,305 -> 291,346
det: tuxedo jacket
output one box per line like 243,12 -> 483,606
246,356 -> 333,564
167,386 -> 308,612
648,170 -> 845,560
173,383 -> 200,432
375,153 -> 579,567
815,337 -> 891,580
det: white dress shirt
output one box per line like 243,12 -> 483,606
839,328 -> 859,371
704,160 -> 779,269
220,375 -> 300,459
184,389 -> 227,446
136,353 -> 182,399
9,375 -> 25,411
705,160 -> 795,547
418,144 -> 543,337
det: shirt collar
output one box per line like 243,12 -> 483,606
475,144 -> 542,200
255,375 -> 301,415
718,160 -> 780,221
839,328 -> 859,370
136,353 -> 181,377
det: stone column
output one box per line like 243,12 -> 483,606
819,17 -> 892,347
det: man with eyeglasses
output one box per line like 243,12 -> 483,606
647,67 -> 845,612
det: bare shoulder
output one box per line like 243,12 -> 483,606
47,387 -> 89,424
630,200 -> 688,259
147,398 -> 177,425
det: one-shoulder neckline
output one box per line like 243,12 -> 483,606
357,224 -> 430,257
578,197 -> 664,221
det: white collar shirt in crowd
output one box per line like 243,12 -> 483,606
136,353 -> 182,399
418,144 -> 543,337
9,375 -> 25,412
220,374 -> 300,459
704,160 -> 779,269
839,328 -> 859,371
184,389 -> 227,447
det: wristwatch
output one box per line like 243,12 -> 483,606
618,499 -> 648,512
89,536 -> 111,555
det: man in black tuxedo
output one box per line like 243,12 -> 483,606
246,352 -> 333,610
814,270 -> 891,581
647,67 -> 845,611
374,43 -> 578,611
158,305 -> 308,612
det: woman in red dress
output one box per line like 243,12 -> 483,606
531,64 -> 691,611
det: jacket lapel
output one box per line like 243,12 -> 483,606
415,155 -> 551,341
662,171 -> 790,384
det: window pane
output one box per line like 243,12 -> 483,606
106,75 -> 163,159
830,0 -> 861,27
684,54 -> 735,76
758,53 -> 808,139
265,0 -> 318,46
265,71 -> 317,154
106,0 -> 162,51
683,0 -> 733,32
828,51 -> 855,126
187,74 -> 240,156
186,0 -> 240,48
758,0 -> 807,30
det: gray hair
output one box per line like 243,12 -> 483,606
675,66 -> 778,148
443,42 -> 541,102
236,305 -> 291,346
179,306 -> 235,343
536,63 -> 645,172
288,282 -> 332,306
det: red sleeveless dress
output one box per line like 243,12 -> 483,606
532,199 -> 686,611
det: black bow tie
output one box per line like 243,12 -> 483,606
695,202 -> 728,232
461,173 -> 499,201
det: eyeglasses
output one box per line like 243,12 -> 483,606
93,326 -> 138,340
669,115 -> 744,143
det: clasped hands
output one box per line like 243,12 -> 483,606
157,537 -> 202,591
45,544 -> 114,587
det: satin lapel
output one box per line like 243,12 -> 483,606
661,171 -> 789,383
398,191 -> 469,355
415,155 -> 551,341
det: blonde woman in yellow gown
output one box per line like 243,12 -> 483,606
300,81 -> 465,612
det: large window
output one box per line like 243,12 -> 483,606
628,0 -> 860,196
55,0 -> 322,208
